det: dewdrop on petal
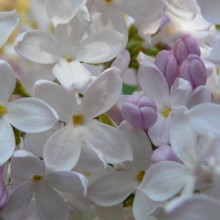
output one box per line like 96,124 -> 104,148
179,54 -> 207,89
121,95 -> 157,129
173,34 -> 201,64
154,50 -> 179,87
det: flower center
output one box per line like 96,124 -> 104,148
162,107 -> 172,118
72,114 -> 85,126
66,57 -> 73,63
136,170 -> 145,183
32,175 -> 42,181
0,104 -> 7,117
105,0 -> 114,4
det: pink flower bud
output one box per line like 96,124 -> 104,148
154,50 -> 179,87
173,34 -> 201,64
179,54 -> 207,89
151,145 -> 180,164
121,95 -> 157,129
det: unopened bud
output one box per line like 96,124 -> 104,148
179,54 -> 207,89
121,95 -> 157,129
173,34 -> 201,64
151,145 -> 180,164
155,50 -> 179,87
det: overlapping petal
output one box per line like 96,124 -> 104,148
0,60 -> 16,104
6,98 -> 58,133
0,10 -> 19,48
35,181 -> 69,220
88,171 -> 138,206
80,67 -> 122,119
53,60 -> 91,91
44,126 -> 82,171
45,171 -> 88,195
11,150 -> 45,181
77,30 -> 125,63
14,31 -> 62,64
83,120 -> 133,164
140,161 -> 193,202
46,0 -> 86,26
34,80 -> 78,122
0,119 -> 15,165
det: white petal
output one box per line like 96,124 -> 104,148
209,39 -> 220,64
170,78 -> 192,106
46,0 -> 85,26
166,195 -> 220,220
0,10 -> 19,48
75,146 -> 107,175
77,30 -> 125,63
140,161 -> 193,202
0,60 -> 16,103
138,61 -> 169,105
14,31 -> 62,64
133,190 -> 161,220
7,98 -> 58,133
0,119 -> 15,165
44,126 -> 81,171
88,171 -> 138,206
111,50 -> 130,77
186,103 -> 220,136
54,16 -> 85,52
170,114 -> 199,167
121,126 -> 152,172
45,171 -> 88,195
11,149 -> 45,181
1,181 -> 33,220
197,0 -> 220,24
187,86 -> 212,109
53,60 -> 91,91
34,80 -> 78,122
117,0 -> 165,22
24,123 -> 63,158
93,7 -> 128,45
35,181 -> 69,220
148,116 -> 172,147
80,67 -> 122,118
83,120 -> 133,164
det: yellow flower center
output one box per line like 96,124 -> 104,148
136,170 -> 145,183
32,175 -> 42,181
72,114 -> 85,126
161,107 -> 172,118
0,104 -> 7,117
66,57 -> 73,63
105,0 -> 114,4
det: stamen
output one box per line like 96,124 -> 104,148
72,114 -> 85,126
162,107 -> 172,118
136,171 -> 145,183
32,175 -> 42,181
0,104 -> 8,117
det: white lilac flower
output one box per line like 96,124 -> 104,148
0,10 -> 19,48
137,60 -> 192,146
139,119 -> 216,202
33,68 -> 133,171
0,60 -> 58,165
87,0 -> 165,42
14,16 -> 125,91
1,149 -> 88,220
87,123 -> 152,206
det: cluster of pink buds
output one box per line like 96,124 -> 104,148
155,34 -> 207,89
